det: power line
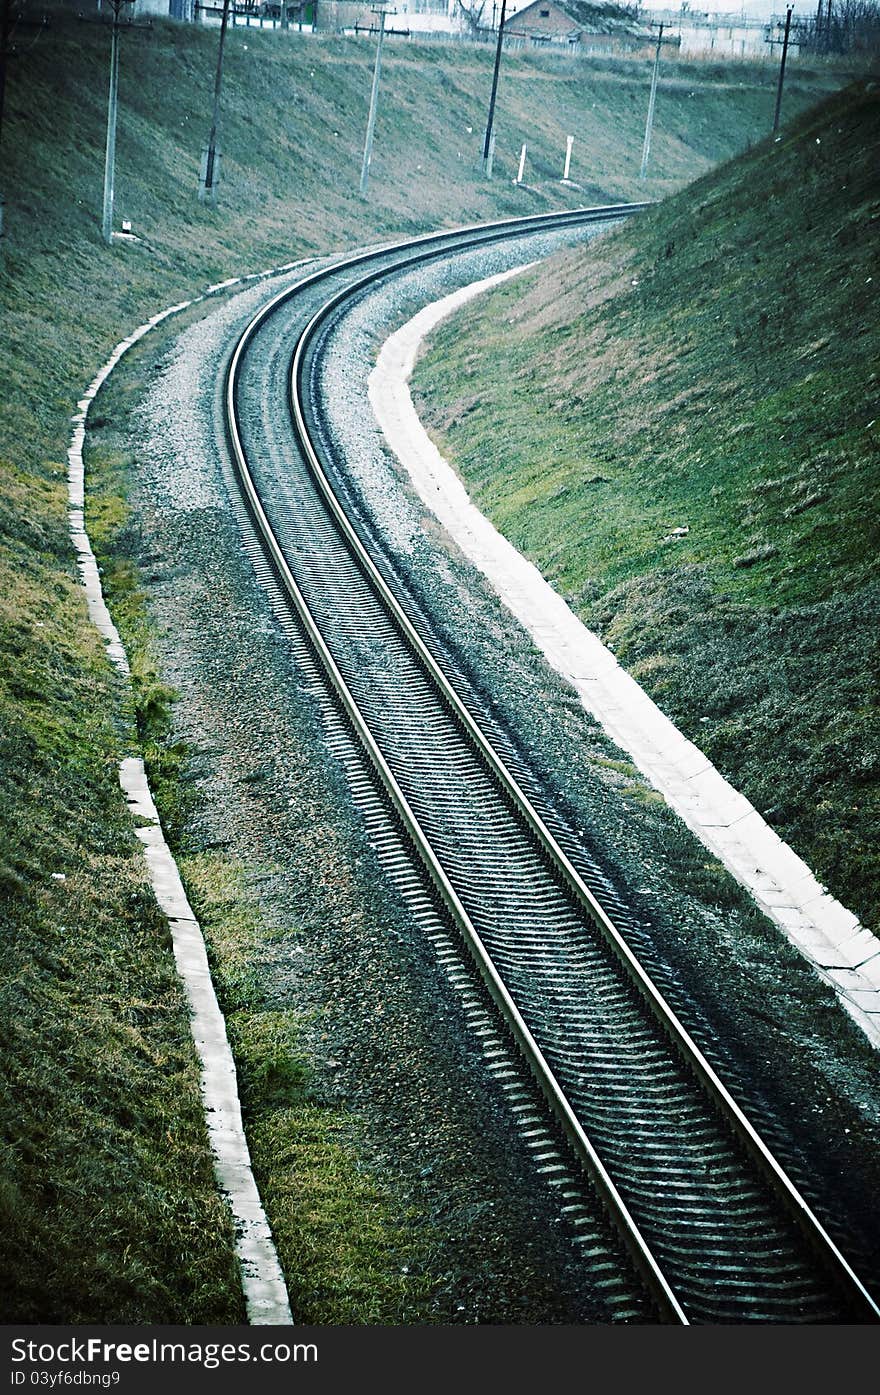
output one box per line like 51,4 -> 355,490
360,8 -> 389,196
482,0 -> 507,178
773,6 -> 794,135
102,0 -> 134,245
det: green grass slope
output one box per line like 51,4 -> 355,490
411,78 -> 880,935
0,5 -> 845,1320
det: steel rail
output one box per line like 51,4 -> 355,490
224,209 -> 880,1323
226,205 -> 684,1322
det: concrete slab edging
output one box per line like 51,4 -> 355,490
67,264 -> 303,1325
368,267 -> 880,1051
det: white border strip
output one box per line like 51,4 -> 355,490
119,758 -> 292,1324
67,268 -> 299,1325
368,269 -> 880,1050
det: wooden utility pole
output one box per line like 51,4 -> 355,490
359,8 -> 387,195
201,0 -> 231,203
772,6 -> 793,134
639,23 -> 664,180
102,0 -> 133,245
0,0 -> 12,244
0,0 -> 12,154
482,0 -> 507,178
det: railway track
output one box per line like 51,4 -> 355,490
222,208 -> 880,1324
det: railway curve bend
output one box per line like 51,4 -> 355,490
220,210 -> 880,1325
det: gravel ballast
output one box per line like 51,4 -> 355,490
98,228 -> 880,1321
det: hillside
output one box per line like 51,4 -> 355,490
0,5 -> 848,1320
411,79 -> 880,937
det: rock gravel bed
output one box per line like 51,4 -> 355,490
107,254 -> 632,1323
106,228 -> 880,1319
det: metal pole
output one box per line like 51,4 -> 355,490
202,0 -> 231,201
773,6 -> 793,133
359,9 -> 386,195
639,23 -> 663,180
482,0 -> 507,178
101,3 -> 122,244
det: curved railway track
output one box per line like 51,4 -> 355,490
222,209 -> 880,1324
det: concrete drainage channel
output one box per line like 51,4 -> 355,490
66,265 -> 307,1327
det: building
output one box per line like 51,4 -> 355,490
503,0 -> 583,45
647,9 -> 799,60
502,1 -> 657,53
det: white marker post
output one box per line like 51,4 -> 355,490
563,134 -> 573,181
516,143 -> 526,184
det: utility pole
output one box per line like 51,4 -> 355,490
772,5 -> 793,134
200,0 -> 231,203
0,0 -> 13,245
359,8 -> 388,196
101,0 -> 133,245
482,0 -> 507,178
639,23 -> 663,180
0,0 -> 11,153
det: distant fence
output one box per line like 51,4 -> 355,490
195,2 -> 315,28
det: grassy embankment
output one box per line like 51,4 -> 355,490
0,5 -> 843,1320
412,79 -> 880,935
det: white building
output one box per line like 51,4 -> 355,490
650,9 -> 798,59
